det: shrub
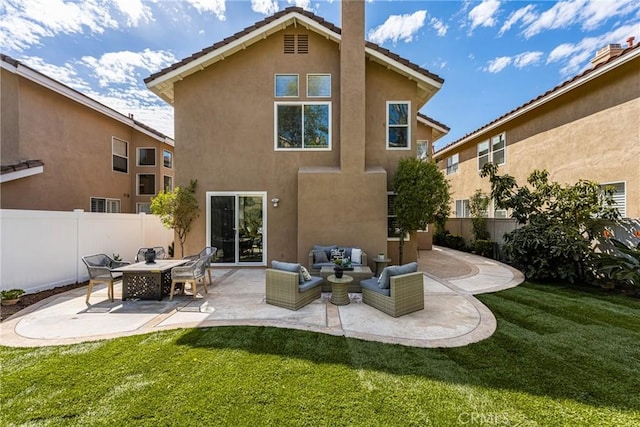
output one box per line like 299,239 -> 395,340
592,238 -> 640,289
473,239 -> 497,259
434,229 -> 467,251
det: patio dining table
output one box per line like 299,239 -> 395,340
112,259 -> 190,301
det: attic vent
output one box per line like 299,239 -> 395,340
284,34 -> 295,54
297,35 -> 308,54
283,34 -> 308,54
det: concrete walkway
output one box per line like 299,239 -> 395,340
0,247 -> 524,348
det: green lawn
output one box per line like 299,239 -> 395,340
1,282 -> 639,426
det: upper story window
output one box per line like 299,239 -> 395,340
386,101 -> 410,149
275,74 -> 299,97
137,174 -> 156,196
137,148 -> 156,166
446,153 -> 459,175
91,197 -> 120,213
163,150 -> 173,169
478,133 -> 506,169
275,102 -> 331,150
163,175 -> 173,192
112,137 -> 128,173
417,140 -> 429,160
600,182 -> 626,217
455,199 -> 470,218
307,74 -> 331,97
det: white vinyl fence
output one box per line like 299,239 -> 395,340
0,209 -> 173,294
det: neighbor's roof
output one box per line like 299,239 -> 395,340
145,7 -> 444,107
0,160 -> 44,183
435,41 -> 640,157
0,54 -> 174,146
417,112 -> 450,142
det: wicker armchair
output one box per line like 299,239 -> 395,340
169,255 -> 209,300
265,267 -> 323,311
81,254 -> 130,304
135,247 -> 167,262
360,270 -> 424,317
183,247 -> 217,285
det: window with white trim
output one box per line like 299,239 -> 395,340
491,200 -> 508,218
91,197 -> 120,213
417,140 -> 429,160
163,150 -> 173,168
446,153 -> 459,175
163,175 -> 173,192
137,174 -> 156,196
478,133 -> 506,169
137,203 -> 151,214
137,148 -> 156,166
455,199 -> 470,218
112,137 -> 128,173
386,101 -> 410,149
275,102 -> 330,150
386,193 -> 409,240
307,74 -> 331,97
600,182 -> 626,217
275,74 -> 299,97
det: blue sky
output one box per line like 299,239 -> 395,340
1,0 -> 638,149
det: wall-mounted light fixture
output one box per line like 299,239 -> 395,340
271,197 -> 280,208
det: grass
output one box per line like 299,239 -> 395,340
1,282 -> 639,426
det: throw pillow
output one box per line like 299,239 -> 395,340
351,248 -> 362,264
300,266 -> 312,282
313,250 -> 329,264
330,248 -> 345,262
377,267 -> 391,289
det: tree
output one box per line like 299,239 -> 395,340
150,179 -> 200,258
469,189 -> 491,241
392,157 -> 451,264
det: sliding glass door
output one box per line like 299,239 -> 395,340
208,192 -> 265,265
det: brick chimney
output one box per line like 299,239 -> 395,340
591,43 -> 624,67
340,0 -> 365,172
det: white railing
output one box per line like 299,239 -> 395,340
0,209 -> 173,294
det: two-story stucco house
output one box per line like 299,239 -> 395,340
434,40 -> 639,219
145,2 -> 448,267
1,54 -> 175,214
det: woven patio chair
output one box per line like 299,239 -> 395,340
81,254 -> 130,304
360,263 -> 424,317
135,247 -> 166,262
169,255 -> 209,300
183,247 -> 217,285
265,261 -> 323,311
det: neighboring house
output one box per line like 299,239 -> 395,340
1,54 -> 175,214
434,40 -> 640,219
145,2 -> 448,266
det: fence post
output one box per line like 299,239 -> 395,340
74,209 -> 84,284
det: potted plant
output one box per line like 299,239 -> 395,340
0,289 -> 25,306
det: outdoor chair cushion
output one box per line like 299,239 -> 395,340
272,260 -> 305,284
377,262 -> 418,289
299,276 -> 323,292
360,277 -> 391,296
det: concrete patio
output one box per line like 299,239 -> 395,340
0,247 -> 524,348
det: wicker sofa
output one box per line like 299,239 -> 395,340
265,261 -> 323,310
360,262 -> 424,317
307,245 -> 368,274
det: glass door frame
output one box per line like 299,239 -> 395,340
206,191 -> 267,266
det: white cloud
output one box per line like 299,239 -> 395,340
186,0 -> 226,21
468,0 -> 501,32
80,49 -> 176,87
523,0 -> 640,39
367,10 -> 427,44
251,0 -> 278,15
430,17 -> 448,37
287,0 -> 311,10
513,51 -> 543,68
498,4 -> 536,36
111,0 -> 153,27
20,56 -> 92,93
486,56 -> 511,73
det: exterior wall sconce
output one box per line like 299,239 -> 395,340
271,198 -> 280,208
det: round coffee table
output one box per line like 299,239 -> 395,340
327,274 -> 353,305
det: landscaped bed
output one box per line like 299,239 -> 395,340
1,282 -> 638,425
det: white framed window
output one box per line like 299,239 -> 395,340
478,133 -> 506,169
275,74 -> 299,97
600,182 -> 626,217
386,192 -> 410,241
112,137 -> 128,173
137,203 -> 152,214
137,173 -> 156,196
446,153 -> 459,175
455,199 -> 470,218
163,150 -> 173,169
491,200 -> 508,218
163,175 -> 173,192
307,74 -> 331,97
274,102 -> 331,150
386,101 -> 410,149
417,140 -> 429,160
91,197 -> 120,213
137,147 -> 156,166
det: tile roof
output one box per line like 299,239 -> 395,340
145,6 -> 443,87
1,160 -> 44,174
435,41 -> 640,155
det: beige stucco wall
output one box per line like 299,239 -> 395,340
173,24 -> 431,265
439,56 -> 640,218
0,67 -> 174,213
